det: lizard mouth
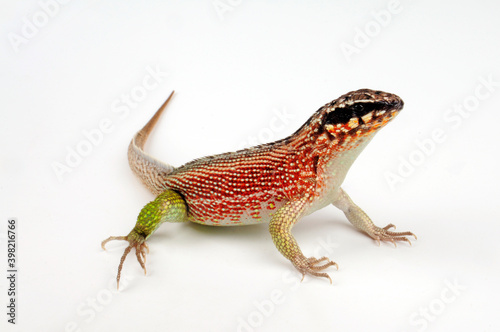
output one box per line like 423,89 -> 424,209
361,98 -> 403,129
357,104 -> 401,127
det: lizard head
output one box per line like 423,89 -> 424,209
322,88 -> 403,139
289,89 -> 403,156
290,89 -> 403,153
300,89 -> 404,154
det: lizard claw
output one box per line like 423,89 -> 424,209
383,223 -> 396,231
292,255 -> 338,284
102,230 -> 149,289
370,223 -> 416,247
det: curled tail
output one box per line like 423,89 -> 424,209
128,91 -> 175,195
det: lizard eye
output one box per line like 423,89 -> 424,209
352,104 -> 364,113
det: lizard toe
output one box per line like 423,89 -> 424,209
372,224 -> 417,247
292,255 -> 338,284
101,230 -> 149,289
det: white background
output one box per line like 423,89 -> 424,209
1,1 -> 499,331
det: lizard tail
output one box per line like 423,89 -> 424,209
128,91 -> 176,195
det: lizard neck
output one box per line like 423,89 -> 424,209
278,120 -> 377,203
320,136 -> 373,184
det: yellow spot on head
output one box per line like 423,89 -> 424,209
325,124 -> 334,134
348,117 -> 359,129
361,112 -> 373,123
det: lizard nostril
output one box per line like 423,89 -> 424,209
391,98 -> 403,109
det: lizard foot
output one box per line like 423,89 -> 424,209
292,255 -> 339,284
101,230 -> 149,289
370,223 -> 417,247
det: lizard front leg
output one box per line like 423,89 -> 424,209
269,198 -> 338,283
332,188 -> 416,246
102,189 -> 188,288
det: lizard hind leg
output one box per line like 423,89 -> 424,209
102,189 -> 188,289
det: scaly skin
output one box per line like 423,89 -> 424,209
102,89 -> 416,288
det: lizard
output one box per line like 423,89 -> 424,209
102,89 -> 416,288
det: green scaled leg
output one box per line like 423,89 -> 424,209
269,198 -> 338,284
102,190 -> 188,289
